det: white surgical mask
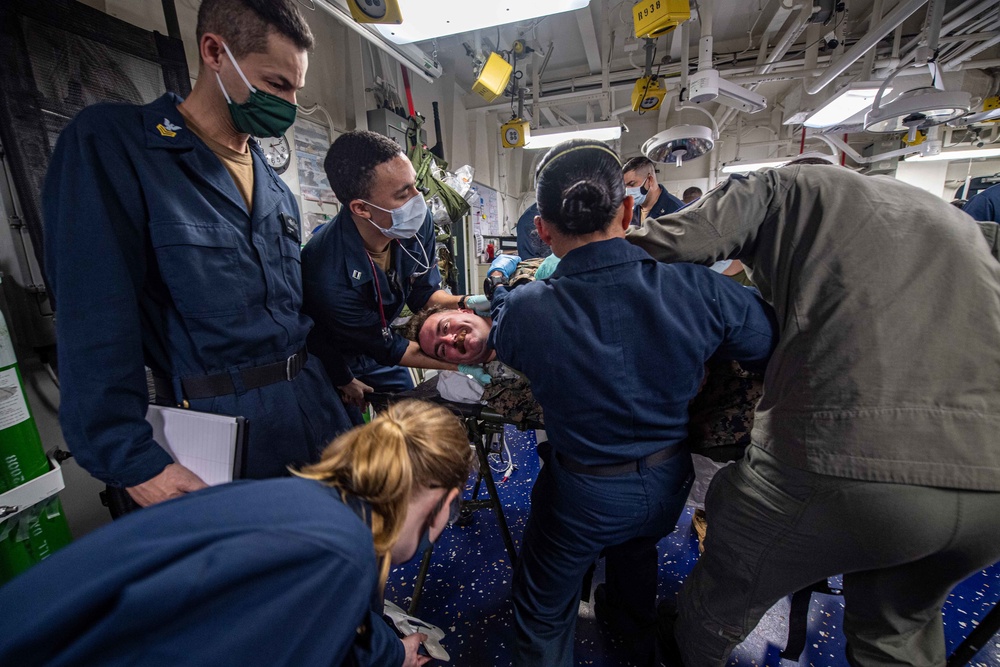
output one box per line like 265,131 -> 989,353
363,193 -> 428,240
710,260 -> 734,273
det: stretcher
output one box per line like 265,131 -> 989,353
369,375 -> 542,614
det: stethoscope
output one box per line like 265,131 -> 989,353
397,234 -> 433,278
365,235 -> 433,342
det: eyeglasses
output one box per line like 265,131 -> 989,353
430,487 -> 463,526
446,493 -> 462,526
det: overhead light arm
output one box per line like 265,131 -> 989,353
674,97 -> 720,139
807,0 -> 929,95
812,133 -> 924,164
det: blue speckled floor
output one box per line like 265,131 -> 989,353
385,427 -> 1000,666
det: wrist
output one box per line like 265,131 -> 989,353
458,295 -> 467,309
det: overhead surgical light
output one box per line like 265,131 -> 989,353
525,120 -> 622,150
864,63 -> 970,142
642,125 -> 714,167
372,0 -> 591,44
903,147 -> 1000,162
865,88 -> 970,141
803,82 -> 891,129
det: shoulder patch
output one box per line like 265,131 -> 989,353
156,123 -> 177,138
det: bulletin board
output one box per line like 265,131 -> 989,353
285,116 -> 341,244
470,181 -> 502,237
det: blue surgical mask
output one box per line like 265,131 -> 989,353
410,527 -> 433,562
405,491 -> 459,564
626,175 -> 650,206
364,193 -> 428,240
710,260 -> 734,273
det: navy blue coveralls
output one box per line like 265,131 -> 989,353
0,479 -> 405,667
301,206 -> 442,395
42,94 -> 350,488
515,203 -> 551,259
964,182 -> 1000,223
631,185 -> 684,227
489,238 -> 777,666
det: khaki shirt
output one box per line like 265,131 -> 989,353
628,165 -> 1000,491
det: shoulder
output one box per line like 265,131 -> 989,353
302,214 -> 350,267
192,479 -> 372,542
651,262 -> 734,299
67,101 -> 145,139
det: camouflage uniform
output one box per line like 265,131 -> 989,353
686,358 -> 763,463
478,259 -> 547,425
481,360 -> 543,426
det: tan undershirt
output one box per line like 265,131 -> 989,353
367,244 -> 392,273
178,106 -> 254,212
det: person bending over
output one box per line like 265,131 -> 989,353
629,162 -> 1000,667
486,139 -> 777,667
0,401 -> 472,667
301,130 -> 489,412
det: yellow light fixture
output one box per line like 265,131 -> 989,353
501,118 -> 531,148
631,76 -> 666,112
472,53 -> 513,102
633,0 -> 691,39
346,0 -> 402,25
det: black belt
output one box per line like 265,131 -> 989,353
555,444 -> 680,477
153,348 -> 307,403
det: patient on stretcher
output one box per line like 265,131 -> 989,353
403,257 -> 762,456
404,260 -> 545,425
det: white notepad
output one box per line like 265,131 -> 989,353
145,405 -> 246,486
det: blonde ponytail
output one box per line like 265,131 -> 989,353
295,400 -> 472,587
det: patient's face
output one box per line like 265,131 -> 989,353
418,311 -> 492,364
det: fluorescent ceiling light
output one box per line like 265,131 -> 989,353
525,121 -> 622,150
803,83 -> 891,129
373,1 -> 591,44
904,147 -> 1000,162
721,158 -> 789,173
721,151 -> 836,173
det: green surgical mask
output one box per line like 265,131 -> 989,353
216,42 -> 297,138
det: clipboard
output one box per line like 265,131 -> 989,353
145,405 -> 248,485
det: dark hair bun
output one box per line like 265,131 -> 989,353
560,180 -> 616,234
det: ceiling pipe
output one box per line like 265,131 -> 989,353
697,0 -> 714,72
887,0 -> 992,77
957,57 -> 1000,70
680,21 -> 691,93
944,32 -> 1000,70
717,4 -> 814,136
862,0 -> 885,77
924,0 -> 947,58
807,0 -> 929,95
812,133 -> 923,163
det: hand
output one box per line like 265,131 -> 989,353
400,633 -> 430,667
338,378 -> 373,407
488,254 -> 521,280
463,294 -> 491,316
457,364 -> 492,386
126,463 -> 208,507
